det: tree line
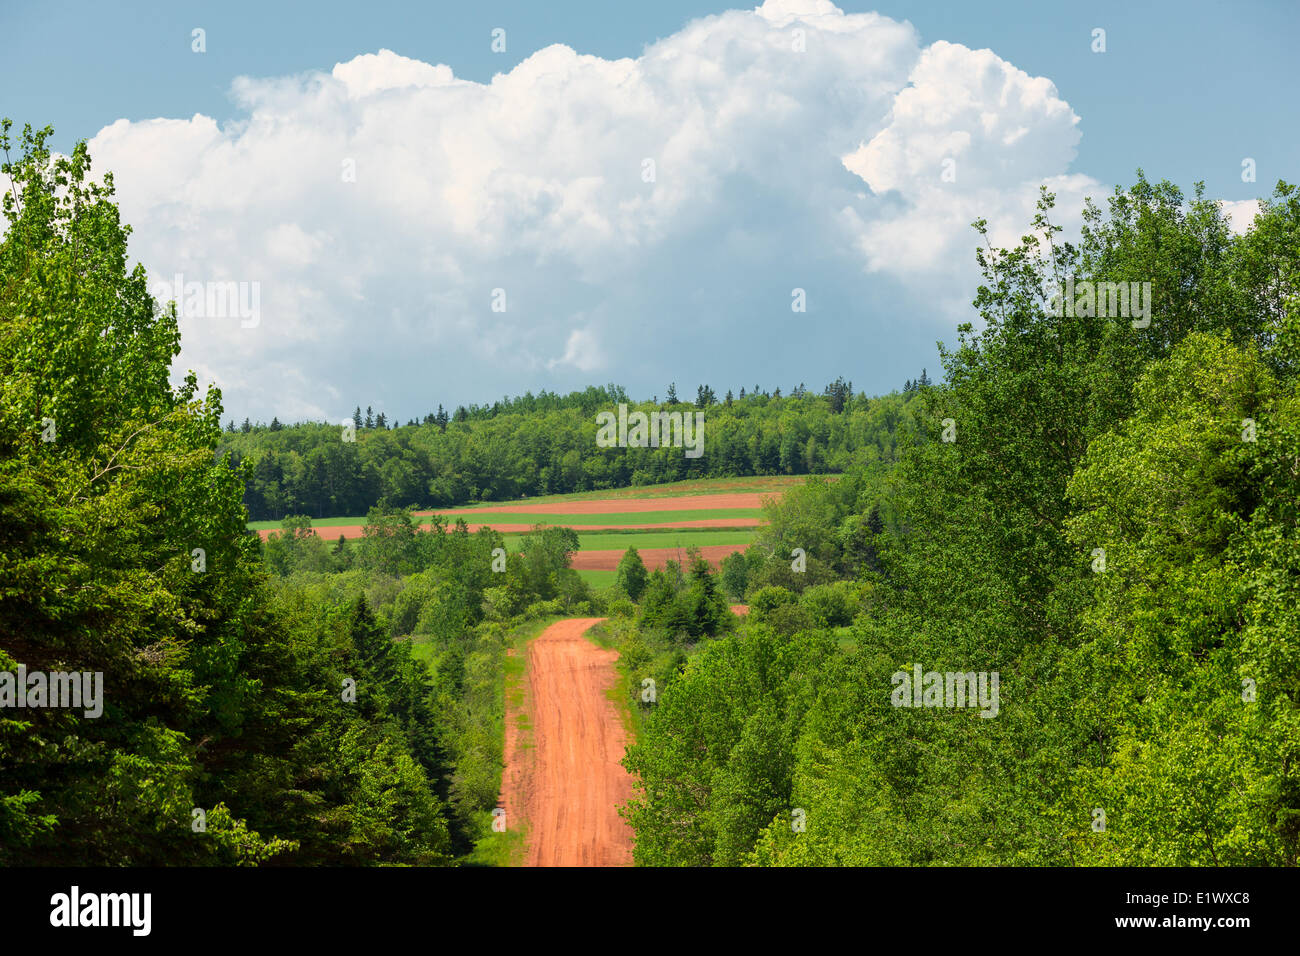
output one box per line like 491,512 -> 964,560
221,385 -> 923,521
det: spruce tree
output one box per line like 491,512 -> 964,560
615,546 -> 649,601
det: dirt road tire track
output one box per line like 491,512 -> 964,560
500,618 -> 635,867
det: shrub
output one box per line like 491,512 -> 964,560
800,581 -> 857,627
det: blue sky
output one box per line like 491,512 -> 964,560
2,0 -> 1295,422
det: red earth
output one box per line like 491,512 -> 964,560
446,517 -> 761,533
569,544 -> 745,571
257,535 -> 749,569
258,526 -> 367,541
499,618 -> 634,867
416,492 -> 777,516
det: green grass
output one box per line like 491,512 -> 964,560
251,507 -> 764,533
502,530 -> 755,552
407,636 -> 437,665
577,569 -> 618,588
419,474 -> 810,508
248,474 -> 816,531
426,507 -> 763,526
249,515 -> 368,531
462,811 -> 528,868
582,620 -> 639,742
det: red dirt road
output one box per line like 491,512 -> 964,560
500,618 -> 634,867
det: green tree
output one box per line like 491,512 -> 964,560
719,550 -> 749,601
615,545 -> 649,601
0,122 -> 290,863
0,122 -> 456,866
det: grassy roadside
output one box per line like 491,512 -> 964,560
582,619 -> 640,745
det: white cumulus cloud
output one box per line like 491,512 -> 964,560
1218,198 -> 1261,236
88,0 -> 1098,421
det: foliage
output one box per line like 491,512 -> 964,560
222,388 -> 923,521
622,176 -> 1300,867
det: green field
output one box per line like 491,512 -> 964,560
248,515 -> 367,530
247,474 -> 794,531
422,507 -> 761,526
251,509 -> 760,532
410,473 -> 810,508
248,477 -> 784,577
499,529 -> 752,552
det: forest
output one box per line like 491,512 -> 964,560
220,380 -> 921,521
612,177 -> 1300,866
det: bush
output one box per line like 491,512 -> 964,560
607,598 -> 636,618
749,585 -> 796,615
744,549 -> 836,594
762,602 -> 813,635
800,581 -> 857,627
531,598 -> 565,617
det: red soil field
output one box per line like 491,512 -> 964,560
450,517 -> 760,533
570,544 -> 745,571
416,492 -> 777,516
499,618 -> 634,867
257,533 -> 750,569
258,526 -> 367,541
